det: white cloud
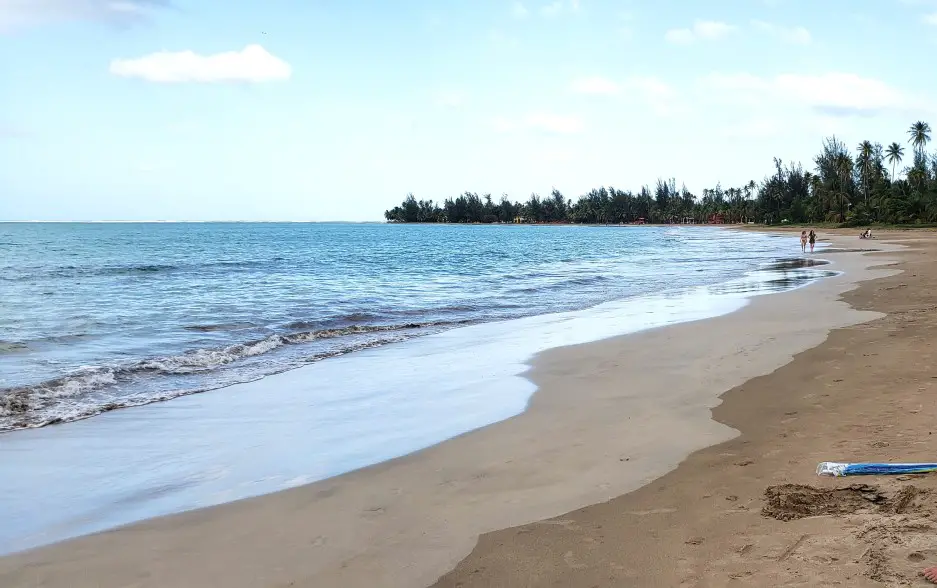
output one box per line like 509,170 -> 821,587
751,20 -> 811,44
664,20 -> 735,44
0,0 -> 168,30
924,11 -> 937,24
511,2 -> 529,19
701,72 -> 918,116
570,76 -> 621,95
109,44 -> 292,83
695,20 -> 735,38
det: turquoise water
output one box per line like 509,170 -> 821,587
1,223 -> 813,432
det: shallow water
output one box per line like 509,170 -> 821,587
3,223 -> 818,431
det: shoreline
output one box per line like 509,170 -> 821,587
0,230 -> 817,554
436,230 -> 935,587
3,225 -> 788,436
0,234 -> 902,587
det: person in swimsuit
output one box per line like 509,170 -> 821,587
808,230 -> 816,253
800,230 -> 808,253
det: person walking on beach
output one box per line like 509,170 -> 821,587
808,230 -> 816,253
800,230 -> 808,253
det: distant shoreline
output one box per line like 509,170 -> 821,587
6,220 -> 937,230
0,220 -> 388,224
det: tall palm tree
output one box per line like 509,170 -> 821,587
857,140 -> 874,207
908,121 -> 932,159
885,142 -> 904,180
835,153 -> 853,222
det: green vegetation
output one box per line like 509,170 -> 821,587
385,121 -> 937,226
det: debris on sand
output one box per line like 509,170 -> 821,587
761,483 -> 886,521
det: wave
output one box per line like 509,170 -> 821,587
0,332 -> 419,432
183,323 -> 258,332
0,259 -> 274,282
513,274 -> 613,294
0,319 -> 471,432
0,342 -> 29,354
283,306 -> 481,330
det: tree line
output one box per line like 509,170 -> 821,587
384,120 -> 935,226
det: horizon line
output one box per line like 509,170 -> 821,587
0,220 -> 386,224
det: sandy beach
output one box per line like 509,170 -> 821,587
1,230 -> 926,588
437,229 -> 937,588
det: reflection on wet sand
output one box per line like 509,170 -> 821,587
709,258 -> 838,296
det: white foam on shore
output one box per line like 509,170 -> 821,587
0,246 -> 825,554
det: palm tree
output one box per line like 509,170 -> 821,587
857,140 -> 873,207
908,121 -> 932,159
885,142 -> 904,180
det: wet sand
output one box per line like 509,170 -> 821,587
437,229 -> 937,588
0,231 -> 910,588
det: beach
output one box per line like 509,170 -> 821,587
0,225 -> 823,553
0,232 -> 937,587
0,229 -> 919,588
437,230 -> 937,588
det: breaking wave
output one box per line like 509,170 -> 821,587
0,320 -> 470,432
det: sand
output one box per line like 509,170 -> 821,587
0,230 -> 924,588
436,229 -> 937,588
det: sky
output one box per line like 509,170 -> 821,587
1,0 -> 937,221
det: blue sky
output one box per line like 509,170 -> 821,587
2,0 -> 937,221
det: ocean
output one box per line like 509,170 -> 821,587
2,222 -> 823,432
0,223 -> 833,552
